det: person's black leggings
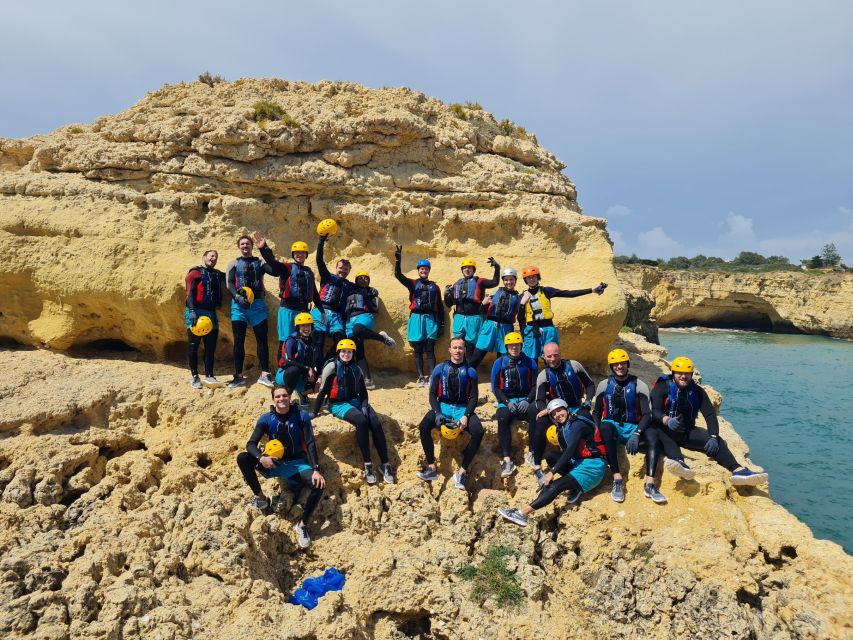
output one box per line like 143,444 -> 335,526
232,319 -> 269,376
351,321 -> 387,379
598,422 -> 661,477
529,451 -> 583,510
411,339 -> 436,378
236,452 -> 323,520
187,327 -> 218,377
496,405 -> 535,458
343,406 -> 389,465
280,365 -> 309,394
467,348 -> 490,369
531,414 -> 550,467
419,410 -> 484,470
653,424 -> 740,471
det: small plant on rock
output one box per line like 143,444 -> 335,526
198,72 -> 225,86
458,545 -> 524,609
449,102 -> 468,120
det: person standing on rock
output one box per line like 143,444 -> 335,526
312,232 -> 352,361
185,250 -> 226,388
312,338 -> 395,485
490,332 -> 538,479
649,356 -> 769,487
443,257 -> 501,361
518,265 -> 607,360
467,267 -> 522,369
226,235 -> 276,388
497,398 -> 607,527
343,271 -> 396,389
275,313 -> 321,406
236,385 -> 326,549
394,245 -> 444,387
416,337 -> 484,490
594,349 -> 665,504
528,342 -> 595,484
253,231 -> 326,351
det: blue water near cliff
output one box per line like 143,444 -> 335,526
659,328 -> 852,554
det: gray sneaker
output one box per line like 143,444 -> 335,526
227,376 -> 246,389
525,450 -> 536,468
202,376 -> 224,387
567,488 -> 583,504
611,479 -> 626,503
643,483 -> 667,504
731,468 -> 769,487
664,457 -> 696,480
191,375 -> 202,389
297,392 -> 309,407
257,373 -> 274,388
500,460 -> 517,478
417,467 -> 439,482
380,463 -> 395,484
453,469 -> 468,490
250,495 -> 269,510
533,468 -> 545,487
498,506 -> 529,527
379,331 -> 396,348
417,376 -> 427,388
364,462 -> 377,485
364,378 -> 376,390
293,523 -> 310,549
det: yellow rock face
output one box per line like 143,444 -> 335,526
0,79 -> 625,370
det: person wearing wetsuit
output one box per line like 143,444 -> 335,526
312,338 -> 394,485
529,342 -> 595,483
226,235 -> 276,388
344,271 -> 396,389
394,245 -> 444,387
650,356 -> 769,487
416,337 -> 484,490
275,313 -> 321,405
490,332 -> 538,478
468,267 -> 522,369
593,349 -> 664,504
254,232 -> 326,348
236,385 -> 326,549
518,265 -> 606,360
497,399 -> 607,527
311,233 -> 352,360
443,257 -> 501,361
185,250 -> 225,388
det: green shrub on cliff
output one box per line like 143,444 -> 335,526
458,545 -> 524,609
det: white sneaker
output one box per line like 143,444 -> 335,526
453,469 -> 468,490
380,463 -> 395,484
664,457 -> 696,480
191,375 -> 202,389
364,462 -> 378,485
379,331 -> 396,348
257,373 -> 274,388
202,376 -> 224,387
293,523 -> 310,549
524,450 -> 536,468
250,495 -> 269,510
364,378 -> 376,390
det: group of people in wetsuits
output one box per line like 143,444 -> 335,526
185,228 -> 769,549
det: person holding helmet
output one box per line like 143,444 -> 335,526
443,256 -> 501,360
593,349 -> 664,503
394,245 -> 445,386
529,342 -> 595,483
185,249 -> 225,389
468,267 -> 522,369
226,235 -> 277,388
497,399 -> 607,527
312,229 -> 352,361
253,231 -> 326,348
518,265 -> 607,360
275,313 -> 321,405
490,331 -> 538,478
416,337 -> 484,490
236,385 -> 326,549
650,356 -> 769,487
344,271 -> 396,389
313,339 -> 394,485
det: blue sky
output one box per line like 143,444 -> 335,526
3,1 -> 851,262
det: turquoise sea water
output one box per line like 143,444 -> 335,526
658,329 -> 852,554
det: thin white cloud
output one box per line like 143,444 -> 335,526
719,211 -> 756,252
606,204 -> 632,217
637,226 -> 682,256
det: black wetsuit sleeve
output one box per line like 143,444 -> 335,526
551,424 -> 588,475
699,388 -> 720,437
358,376 -> 369,404
637,382 -> 652,433
368,288 -> 380,314
437,293 -> 445,327
312,283 -> 324,312
478,263 -> 501,293
574,363 -> 595,403
593,392 -> 605,427
301,418 -> 320,469
312,365 -> 336,415
226,261 -> 239,299
429,373 -> 441,413
185,270 -> 201,311
246,415 -> 267,460
465,369 -> 479,417
542,286 -> 595,299
650,382 -> 668,423
491,360 -> 510,405
259,245 -> 287,277
283,340 -> 310,370
316,236 -> 331,282
534,370 -> 549,412
394,258 -> 415,294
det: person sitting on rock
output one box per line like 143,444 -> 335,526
236,385 -> 326,549
275,312 -> 321,406
491,332 -> 538,479
226,235 -> 276,388
254,231 -> 326,349
443,257 -> 501,361
344,271 -> 396,389
650,356 -> 769,487
394,244 -> 444,387
311,232 -> 352,361
517,265 -> 606,360
594,349 -> 665,504
468,267 -> 522,369
312,338 -> 394,485
529,342 -> 595,484
416,337 -> 484,490
497,399 -> 607,527
185,249 -> 225,389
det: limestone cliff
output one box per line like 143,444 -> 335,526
0,79 -> 624,371
616,265 -> 853,338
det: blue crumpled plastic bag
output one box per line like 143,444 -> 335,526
289,568 -> 346,610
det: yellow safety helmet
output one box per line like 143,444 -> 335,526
671,356 -> 695,373
291,241 -> 309,254
239,286 -> 255,305
504,332 -> 523,346
262,439 -> 285,459
546,424 -> 560,447
354,271 -> 370,280
190,315 -> 213,337
441,423 -> 461,440
316,218 -> 338,237
294,312 -> 313,326
336,338 -> 356,351
607,349 -> 630,365
460,258 -> 477,269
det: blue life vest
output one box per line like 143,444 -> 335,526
657,375 -> 702,426
319,275 -> 349,312
452,276 -> 483,305
188,266 -> 222,308
603,376 -> 639,424
280,335 -> 319,370
496,354 -> 536,397
329,359 -> 363,401
265,408 -> 309,459
545,362 -> 584,406
234,257 -> 264,294
436,361 -> 474,405
345,287 -> 378,316
487,288 -> 520,323
558,412 -> 606,459
411,279 -> 439,314
281,263 -> 316,306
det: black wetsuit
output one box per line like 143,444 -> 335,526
394,257 -> 444,378
277,333 -> 321,395
314,236 -> 352,359
443,263 -> 500,359
226,256 -> 275,376
491,353 -> 538,458
344,285 -> 386,379
185,265 -> 225,377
